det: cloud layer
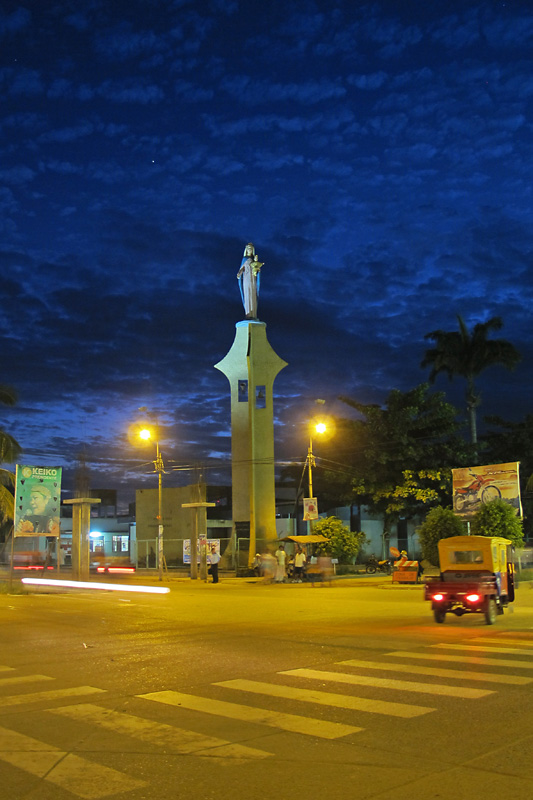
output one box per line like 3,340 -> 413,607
0,1 -> 531,505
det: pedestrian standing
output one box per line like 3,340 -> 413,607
293,547 -> 306,582
274,544 -> 287,583
261,551 -> 276,583
209,545 -> 221,584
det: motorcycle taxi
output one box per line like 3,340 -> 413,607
425,535 -> 515,625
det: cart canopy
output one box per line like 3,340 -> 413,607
280,535 -> 328,544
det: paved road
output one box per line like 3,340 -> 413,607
1,575 -> 533,799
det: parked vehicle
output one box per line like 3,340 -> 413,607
365,555 -> 392,574
425,535 -> 514,625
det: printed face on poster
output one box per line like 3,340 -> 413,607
14,465 -> 62,537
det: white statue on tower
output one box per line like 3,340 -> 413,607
237,242 -> 263,319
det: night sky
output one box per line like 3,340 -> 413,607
1,1 -> 531,508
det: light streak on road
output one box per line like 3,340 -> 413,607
21,578 -> 170,594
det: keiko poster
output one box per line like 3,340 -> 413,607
14,465 -> 62,537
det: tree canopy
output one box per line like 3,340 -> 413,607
336,383 -> 471,536
0,384 -> 22,526
421,315 -> 520,448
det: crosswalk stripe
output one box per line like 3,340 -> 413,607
0,674 -> 54,687
139,689 -> 361,739
215,679 -> 434,719
0,686 -> 105,708
51,703 -> 271,761
281,668 -> 493,698
475,637 -> 533,648
0,666 -> 14,673
0,725 -> 145,799
387,650 -> 533,670
432,643 -> 533,656
336,658 -> 530,685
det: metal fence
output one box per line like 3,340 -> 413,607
133,536 -> 282,572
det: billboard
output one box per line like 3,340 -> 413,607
14,465 -> 62,537
452,462 -> 522,518
183,538 -> 220,564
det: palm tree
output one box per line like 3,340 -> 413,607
0,385 -> 22,524
421,315 -> 520,448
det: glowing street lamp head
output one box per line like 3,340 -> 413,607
315,422 -> 327,435
139,428 -> 152,441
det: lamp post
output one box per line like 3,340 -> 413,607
139,428 -> 165,581
305,421 -> 326,535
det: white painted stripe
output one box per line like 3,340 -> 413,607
475,637 -> 533,648
0,686 -> 105,708
281,668 -> 493,698
337,658 -> 530,685
51,703 -> 271,761
433,643 -> 533,656
215,679 -> 434,719
0,674 -> 54,687
0,725 -> 145,799
140,689 -> 361,738
387,650 -> 533,670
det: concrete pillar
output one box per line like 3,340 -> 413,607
215,321 -> 287,565
64,497 -> 101,580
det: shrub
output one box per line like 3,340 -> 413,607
470,498 -> 524,547
417,506 -> 465,566
312,516 -> 367,563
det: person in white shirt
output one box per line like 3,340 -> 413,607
293,548 -> 306,582
274,544 -> 287,583
209,545 -> 221,584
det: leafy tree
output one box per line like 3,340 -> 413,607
0,385 -> 22,528
337,384 -> 471,547
416,506 -> 465,566
312,516 -> 366,563
470,498 -> 524,547
421,315 -> 520,449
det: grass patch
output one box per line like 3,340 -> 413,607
336,564 -> 364,575
0,580 -> 28,595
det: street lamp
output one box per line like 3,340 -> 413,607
139,427 -> 165,581
305,421 -> 327,535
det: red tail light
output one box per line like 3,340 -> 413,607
466,593 -> 480,602
433,593 -> 445,601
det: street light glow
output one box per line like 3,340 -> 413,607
315,422 -> 327,435
139,428 -> 152,441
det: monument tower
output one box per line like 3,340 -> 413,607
215,243 -> 287,565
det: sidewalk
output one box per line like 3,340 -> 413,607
0,565 -> 429,590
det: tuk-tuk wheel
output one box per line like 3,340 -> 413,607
433,608 -> 446,623
484,599 -> 497,625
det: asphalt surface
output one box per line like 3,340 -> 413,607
1,570 -> 533,800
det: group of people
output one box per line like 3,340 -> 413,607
253,545 -> 331,584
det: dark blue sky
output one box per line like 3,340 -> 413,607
1,1 -> 531,506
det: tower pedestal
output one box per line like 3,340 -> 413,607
215,321 -> 287,565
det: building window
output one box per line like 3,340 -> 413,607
112,535 -> 129,553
